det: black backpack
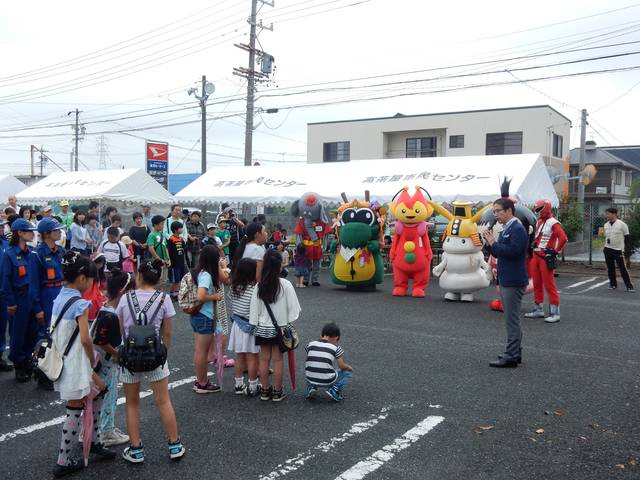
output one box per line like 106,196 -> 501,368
118,290 -> 167,373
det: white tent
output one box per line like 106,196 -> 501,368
175,154 -> 558,206
17,168 -> 174,205
0,175 -> 27,203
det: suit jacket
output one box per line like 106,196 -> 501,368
490,218 -> 528,288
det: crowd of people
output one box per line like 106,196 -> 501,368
0,197 -> 351,477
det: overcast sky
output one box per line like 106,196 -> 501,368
1,0 -> 639,176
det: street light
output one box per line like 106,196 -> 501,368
188,75 -> 215,174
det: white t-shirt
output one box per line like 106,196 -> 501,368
243,243 -> 266,261
604,219 -> 629,251
98,239 -> 129,270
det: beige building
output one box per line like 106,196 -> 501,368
307,106 -> 571,195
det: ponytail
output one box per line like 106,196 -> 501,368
232,222 -> 263,271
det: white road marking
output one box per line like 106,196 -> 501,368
564,277 -> 598,289
575,280 -> 610,294
260,408 -> 390,480
0,373 -> 204,443
334,416 -> 445,480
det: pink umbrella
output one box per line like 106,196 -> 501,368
82,383 -> 100,466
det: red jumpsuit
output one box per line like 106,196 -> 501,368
390,222 -> 432,297
531,218 -> 567,306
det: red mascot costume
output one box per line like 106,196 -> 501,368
523,199 -> 567,323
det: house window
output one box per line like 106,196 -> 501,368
615,170 -> 622,185
323,141 -> 350,162
625,172 -> 632,187
406,137 -> 437,158
449,135 -> 464,148
552,133 -> 563,158
486,132 -> 523,155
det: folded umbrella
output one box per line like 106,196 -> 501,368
288,350 -> 296,391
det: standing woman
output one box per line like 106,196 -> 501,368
0,218 -> 42,382
250,249 -> 301,402
32,218 -> 66,390
0,219 -> 12,372
70,210 -> 91,255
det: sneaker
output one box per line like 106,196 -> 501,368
326,386 -> 343,402
234,384 -> 247,395
193,381 -> 221,394
102,428 -> 129,447
271,387 -> 287,402
608,285 -> 617,290
260,386 -> 272,401
524,305 -> 545,318
53,459 -> 83,478
168,439 -> 185,460
89,443 -> 116,461
122,444 -> 145,464
628,287 -> 636,293
544,315 -> 561,323
247,384 -> 261,398
0,354 -> 13,372
304,384 -> 317,400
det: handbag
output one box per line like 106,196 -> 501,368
264,301 -> 299,353
544,248 -> 558,270
36,296 -> 82,382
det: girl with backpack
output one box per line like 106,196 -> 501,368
51,251 -> 115,477
228,258 -> 259,396
250,249 -> 301,402
189,245 -> 226,393
115,258 -> 185,463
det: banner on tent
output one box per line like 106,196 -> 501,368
146,141 -> 169,190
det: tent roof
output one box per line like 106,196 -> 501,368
16,168 -> 174,205
175,154 -> 558,206
0,175 -> 27,201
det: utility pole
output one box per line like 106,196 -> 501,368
30,145 -> 35,177
233,0 -> 274,166
68,109 -> 81,171
97,134 -> 108,169
576,108 -> 588,243
187,75 -> 215,174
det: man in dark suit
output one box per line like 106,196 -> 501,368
483,198 -> 529,368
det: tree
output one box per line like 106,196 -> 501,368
629,178 -> 640,202
558,199 -> 583,242
624,203 -> 640,255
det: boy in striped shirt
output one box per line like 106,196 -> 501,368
304,323 -> 353,402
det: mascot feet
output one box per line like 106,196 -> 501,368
411,288 -> 425,298
392,287 -> 407,297
460,293 -> 474,302
444,292 -> 460,302
489,299 -> 503,312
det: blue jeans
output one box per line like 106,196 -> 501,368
308,369 -> 353,392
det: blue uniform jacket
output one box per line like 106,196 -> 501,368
32,243 -> 66,315
490,219 -> 529,288
0,245 -> 40,307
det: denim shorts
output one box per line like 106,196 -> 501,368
295,267 -> 309,277
190,312 -> 222,335
168,265 -> 186,283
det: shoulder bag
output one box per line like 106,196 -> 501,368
264,301 -> 299,353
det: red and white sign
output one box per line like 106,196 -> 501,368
146,141 -> 168,161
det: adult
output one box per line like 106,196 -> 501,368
164,204 -> 188,243
87,200 -> 99,217
41,205 -> 53,218
102,206 -> 118,230
186,211 -> 206,268
223,206 -> 245,262
482,198 -> 529,368
0,219 -> 11,372
141,204 -> 153,230
7,195 -> 19,212
58,200 -> 74,229
603,207 -> 635,292
524,199 -> 568,323
69,211 -> 91,255
129,212 -> 151,266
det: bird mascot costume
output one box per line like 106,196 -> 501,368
389,186 -> 434,298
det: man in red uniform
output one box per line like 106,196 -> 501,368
524,199 -> 567,323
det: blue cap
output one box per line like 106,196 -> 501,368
37,217 -> 64,234
11,218 -> 36,232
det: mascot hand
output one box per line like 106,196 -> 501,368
432,262 -> 444,277
367,240 -> 380,253
329,240 -> 338,254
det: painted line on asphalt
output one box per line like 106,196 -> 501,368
0,373 -> 205,443
259,407 -> 390,480
564,276 -> 598,289
334,416 -> 445,480
575,280 -> 609,294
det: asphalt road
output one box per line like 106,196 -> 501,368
0,270 -> 639,480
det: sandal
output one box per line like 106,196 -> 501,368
223,356 -> 235,368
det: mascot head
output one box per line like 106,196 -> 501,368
390,186 -> 433,224
534,199 -> 553,220
336,191 -> 386,248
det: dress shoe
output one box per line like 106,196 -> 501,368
312,282 -> 320,287
490,358 -> 518,368
498,354 -> 522,364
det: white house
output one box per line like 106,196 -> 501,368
307,105 -> 571,194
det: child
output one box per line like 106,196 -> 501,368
275,241 -> 289,278
167,221 -> 187,298
51,251 -> 115,477
202,223 -> 218,248
116,258 -> 185,463
109,214 -> 124,239
120,236 -> 136,274
92,269 -> 133,447
190,245 -> 224,393
83,255 -> 107,323
128,212 -> 150,268
304,322 -> 353,402
98,227 -> 129,273
294,243 -> 310,288
215,217 -> 231,260
249,249 -> 301,402
228,258 -> 260,396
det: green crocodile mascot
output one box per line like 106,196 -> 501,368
330,191 -> 387,290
